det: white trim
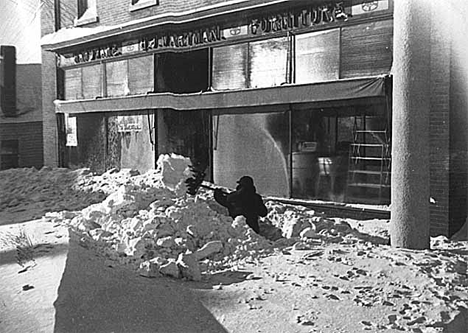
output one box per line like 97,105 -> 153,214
74,0 -> 98,27
129,0 -> 158,12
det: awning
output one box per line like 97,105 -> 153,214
55,76 -> 389,114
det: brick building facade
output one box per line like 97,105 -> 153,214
40,0 -> 468,237
0,59 -> 43,170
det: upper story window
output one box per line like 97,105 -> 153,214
75,0 -> 98,26
130,0 -> 159,12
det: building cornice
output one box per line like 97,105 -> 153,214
41,0 -> 299,51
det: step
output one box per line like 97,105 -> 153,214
348,170 -> 390,175
351,157 -> 391,161
350,143 -> 389,148
347,182 -> 391,189
345,196 -> 390,205
355,130 -> 388,134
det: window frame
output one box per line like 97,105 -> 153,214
75,0 -> 98,26
129,0 -> 159,12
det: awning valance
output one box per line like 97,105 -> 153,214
55,76 -> 389,114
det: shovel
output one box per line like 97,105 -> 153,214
185,164 -> 217,195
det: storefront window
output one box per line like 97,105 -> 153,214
291,109 -> 348,201
212,37 -> 289,90
158,110 -> 210,172
212,44 -> 248,90
213,111 -> 290,196
106,60 -> 129,97
295,29 -> 340,84
249,37 -> 290,88
65,113 -> 107,172
289,105 -> 390,203
155,50 -> 208,93
64,68 -> 82,100
82,64 -> 102,99
128,55 -> 154,94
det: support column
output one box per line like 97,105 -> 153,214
391,0 -> 432,249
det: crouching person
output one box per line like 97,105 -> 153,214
214,176 -> 267,234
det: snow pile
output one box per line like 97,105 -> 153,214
47,185 -> 389,281
71,191 -> 273,280
264,201 -> 389,245
0,167 -> 106,214
0,154 -> 190,219
42,154 -> 273,280
0,153 -> 389,281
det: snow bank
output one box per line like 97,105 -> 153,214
33,154 -> 373,280
2,154 -> 466,287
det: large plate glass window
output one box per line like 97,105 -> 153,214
213,111 -> 290,197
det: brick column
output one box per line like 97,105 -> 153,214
391,0 -> 432,249
41,1 -> 59,167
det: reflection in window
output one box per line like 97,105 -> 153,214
290,106 -> 390,204
213,112 -> 290,197
290,110 -> 355,201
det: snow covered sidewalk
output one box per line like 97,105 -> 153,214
0,219 -> 69,332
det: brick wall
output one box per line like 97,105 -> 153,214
0,122 -> 43,169
58,0 -> 242,29
41,0 -> 59,167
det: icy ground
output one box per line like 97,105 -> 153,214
0,154 -> 467,332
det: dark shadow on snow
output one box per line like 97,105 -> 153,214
0,242 -> 68,268
53,231 -> 229,333
182,270 -> 254,291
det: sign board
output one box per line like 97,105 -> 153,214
116,115 -> 143,132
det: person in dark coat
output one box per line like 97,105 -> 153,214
214,176 -> 267,234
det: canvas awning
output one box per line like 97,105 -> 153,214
55,75 -> 389,114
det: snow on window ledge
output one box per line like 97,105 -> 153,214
74,7 -> 98,27
129,0 -> 159,12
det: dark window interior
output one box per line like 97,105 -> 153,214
77,0 -> 88,18
154,49 -> 209,93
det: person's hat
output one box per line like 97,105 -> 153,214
237,175 -> 254,187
